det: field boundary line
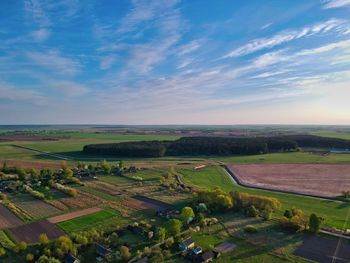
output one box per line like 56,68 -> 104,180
11,144 -> 72,160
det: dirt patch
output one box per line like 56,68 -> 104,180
86,181 -> 122,196
8,220 -> 65,243
227,164 -> 350,197
48,207 -> 102,223
294,235 -> 350,263
132,195 -> 173,211
0,205 -> 23,229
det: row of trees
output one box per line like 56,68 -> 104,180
280,208 -> 324,233
83,134 -> 350,157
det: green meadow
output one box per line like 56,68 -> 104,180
178,166 -> 350,229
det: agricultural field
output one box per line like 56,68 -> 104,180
56,209 -> 121,233
10,194 -> 62,219
1,127 -> 350,262
178,166 -> 350,229
8,220 -> 65,243
227,164 -> 350,197
48,207 -> 103,223
0,205 -> 23,229
216,151 -> 350,164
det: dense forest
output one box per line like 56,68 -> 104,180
83,135 -> 350,157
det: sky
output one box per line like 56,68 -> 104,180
0,0 -> 350,125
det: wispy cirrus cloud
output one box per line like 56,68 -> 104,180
323,0 -> 350,9
224,19 -> 345,58
117,0 -> 180,34
26,50 -> 81,75
49,80 -> 89,97
0,83 -> 46,105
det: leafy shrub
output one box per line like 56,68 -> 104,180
244,225 -> 258,233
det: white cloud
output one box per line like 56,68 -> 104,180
177,40 -> 201,56
0,83 -> 46,105
323,0 -> 350,9
261,23 -> 272,30
224,19 -> 345,58
100,56 -> 116,70
297,39 -> 350,55
50,80 -> 89,96
117,0 -> 180,34
26,50 -> 81,75
31,28 -> 50,42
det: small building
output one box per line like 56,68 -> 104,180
127,225 -> 146,237
195,250 -> 215,263
95,243 -> 112,260
179,237 -> 195,251
214,242 -> 236,253
64,254 -> 80,263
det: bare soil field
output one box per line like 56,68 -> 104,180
132,195 -> 173,211
48,207 -> 102,223
294,235 -> 350,263
227,164 -> 350,197
0,205 -> 23,229
8,220 -> 65,243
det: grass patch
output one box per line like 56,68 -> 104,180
57,209 -> 121,232
215,151 -> 350,164
178,166 -> 350,229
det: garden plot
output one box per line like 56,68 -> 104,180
0,205 -> 23,228
11,194 -> 61,219
8,220 -> 65,243
48,207 -> 102,223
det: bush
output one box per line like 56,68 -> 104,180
246,205 -> 259,217
244,225 -> 258,233
0,247 -> 6,257
26,253 -> 34,262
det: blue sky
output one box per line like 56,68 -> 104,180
1,0 -> 350,124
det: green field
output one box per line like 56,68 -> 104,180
178,166 -> 350,229
57,209 -> 121,232
215,151 -> 350,164
310,130 -> 350,140
0,133 -> 180,161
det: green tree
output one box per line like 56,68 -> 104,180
39,233 -> 49,245
26,253 -> 34,262
101,160 -> 111,174
181,206 -> 195,224
165,219 -> 182,236
284,210 -> 292,218
0,247 -> 6,257
309,213 -> 323,233
156,227 -> 166,243
120,246 -> 131,262
118,160 -> 125,169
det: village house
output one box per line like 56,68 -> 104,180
179,237 -> 195,251
64,254 -> 80,263
95,243 -> 112,261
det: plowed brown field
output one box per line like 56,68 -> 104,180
227,164 -> 350,197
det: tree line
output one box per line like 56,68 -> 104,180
83,135 -> 350,157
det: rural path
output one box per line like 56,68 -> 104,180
11,144 -> 73,160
